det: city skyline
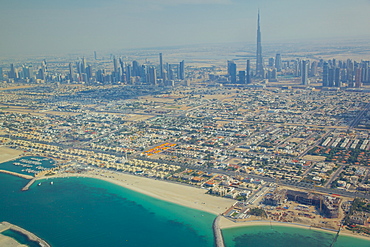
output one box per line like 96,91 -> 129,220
1,0 -> 370,56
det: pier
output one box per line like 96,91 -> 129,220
0,221 -> 50,247
213,215 -> 225,247
22,178 -> 36,191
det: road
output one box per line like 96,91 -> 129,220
324,165 -> 344,188
136,156 -> 370,200
349,102 -> 370,129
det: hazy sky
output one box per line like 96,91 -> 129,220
1,0 -> 370,56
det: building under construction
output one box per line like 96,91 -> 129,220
264,189 -> 341,218
263,189 -> 287,206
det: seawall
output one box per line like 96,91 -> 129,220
213,215 -> 225,247
1,221 -> 50,247
0,170 -> 33,179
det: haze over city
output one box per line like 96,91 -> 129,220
1,0 -> 370,56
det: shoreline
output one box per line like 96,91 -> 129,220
38,170 -> 235,215
219,217 -> 370,241
1,163 -> 369,243
0,147 -> 24,164
0,221 -> 50,247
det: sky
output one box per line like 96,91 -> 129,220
1,0 -> 370,56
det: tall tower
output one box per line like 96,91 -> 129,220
159,53 -> 164,79
301,60 -> 309,85
68,63 -> 74,81
148,66 -> 157,85
179,60 -> 185,80
227,60 -> 237,84
322,62 -> 329,87
246,59 -> 251,84
275,54 -> 282,72
9,64 -> 17,79
113,56 -> 118,73
256,10 -> 264,78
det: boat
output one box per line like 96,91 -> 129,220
38,183 -> 41,186
50,182 -> 53,185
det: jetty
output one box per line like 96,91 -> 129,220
329,224 -> 342,247
0,221 -> 50,247
0,170 -> 33,179
213,215 -> 225,247
22,178 -> 36,191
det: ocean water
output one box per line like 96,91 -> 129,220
222,225 -> 370,247
1,171 -> 370,247
0,173 -> 215,247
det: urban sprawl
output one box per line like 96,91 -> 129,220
1,48 -> 370,235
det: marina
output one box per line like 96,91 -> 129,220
0,156 -> 56,176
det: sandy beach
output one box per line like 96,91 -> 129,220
44,170 -> 235,215
0,222 -> 26,247
219,217 -> 370,241
0,235 -> 25,247
0,147 -> 23,164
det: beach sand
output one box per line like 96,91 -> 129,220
0,235 -> 26,247
219,217 -> 370,241
0,147 -> 23,163
46,170 -> 235,215
0,223 -> 26,247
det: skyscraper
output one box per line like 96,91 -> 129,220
246,60 -> 251,84
322,62 -> 329,87
227,60 -> 237,84
159,53 -> 164,79
68,63 -> 74,81
334,67 -> 341,87
9,64 -> 16,79
301,60 -> 309,85
148,66 -> 157,85
81,58 -> 86,73
255,11 -> 264,78
275,54 -> 282,72
238,71 -> 246,84
113,56 -> 118,74
179,60 -> 185,80
355,67 -> 362,88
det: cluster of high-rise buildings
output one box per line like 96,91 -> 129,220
6,60 -> 48,82
90,53 -> 185,85
226,55 -> 370,88
322,59 -> 370,88
2,54 -> 185,86
2,12 -> 370,89
224,12 -> 370,88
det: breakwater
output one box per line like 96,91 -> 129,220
0,169 -> 33,179
0,221 -> 50,247
213,215 -> 225,247
22,178 -> 37,191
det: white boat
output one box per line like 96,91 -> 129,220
50,181 -> 53,185
38,183 -> 41,186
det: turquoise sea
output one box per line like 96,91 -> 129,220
222,225 -> 370,247
0,173 -> 215,247
1,157 -> 370,247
